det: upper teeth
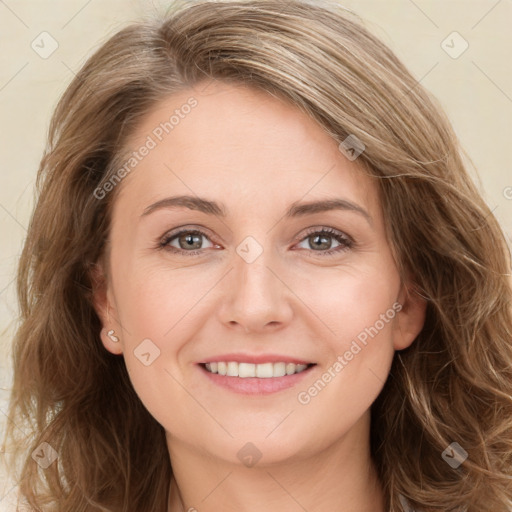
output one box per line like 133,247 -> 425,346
205,362 -> 309,378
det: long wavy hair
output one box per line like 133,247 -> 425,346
2,1 -> 511,510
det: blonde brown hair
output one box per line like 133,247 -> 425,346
3,1 -> 512,510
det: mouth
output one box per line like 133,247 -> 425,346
197,361 -> 317,395
200,361 -> 315,378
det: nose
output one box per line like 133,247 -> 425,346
217,242 -> 294,334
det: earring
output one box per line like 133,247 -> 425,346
107,329 -> 119,343
105,305 -> 119,342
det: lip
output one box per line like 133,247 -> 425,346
198,362 -> 317,395
196,353 -> 315,365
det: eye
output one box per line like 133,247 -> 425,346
294,227 -> 354,257
159,228 -> 216,256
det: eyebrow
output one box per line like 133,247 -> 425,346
141,195 -> 373,225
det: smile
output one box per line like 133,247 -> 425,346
198,362 -> 317,395
203,361 -> 313,378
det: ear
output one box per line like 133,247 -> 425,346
393,280 -> 427,351
90,261 -> 123,355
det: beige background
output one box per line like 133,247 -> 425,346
1,0 -> 511,508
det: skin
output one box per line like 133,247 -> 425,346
92,80 -> 426,512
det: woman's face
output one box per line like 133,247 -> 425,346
93,80 -> 425,466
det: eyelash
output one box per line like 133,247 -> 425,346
158,226 -> 355,258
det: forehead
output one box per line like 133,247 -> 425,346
111,80 -> 379,221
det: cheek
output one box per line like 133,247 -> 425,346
293,264 -> 399,406
110,266 -> 219,424
293,292 -> 397,447
295,261 -> 400,342
114,259 -> 213,339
